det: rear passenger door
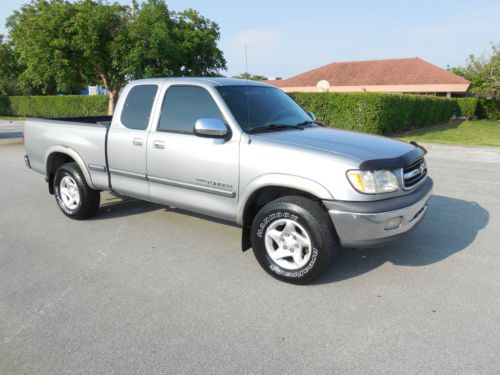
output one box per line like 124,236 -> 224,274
107,84 -> 158,199
147,85 -> 240,221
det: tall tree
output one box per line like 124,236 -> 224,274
119,2 -> 226,79
72,0 -> 129,114
118,0 -> 178,79
0,35 -> 22,95
7,0 -> 227,113
7,0 -> 86,95
449,43 -> 499,98
173,8 -> 226,76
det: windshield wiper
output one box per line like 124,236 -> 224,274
246,124 -> 305,134
294,120 -> 315,127
295,120 -> 325,127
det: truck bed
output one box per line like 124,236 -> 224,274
24,117 -> 112,190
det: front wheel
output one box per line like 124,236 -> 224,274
54,162 -> 100,220
251,196 -> 339,284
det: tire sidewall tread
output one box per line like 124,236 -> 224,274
251,195 -> 338,284
54,162 -> 100,220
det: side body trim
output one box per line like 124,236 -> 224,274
88,164 -> 106,172
109,168 -> 147,181
148,175 -> 236,198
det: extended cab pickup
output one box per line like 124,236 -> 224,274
24,78 -> 432,283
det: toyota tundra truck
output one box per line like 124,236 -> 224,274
23,78 -> 432,284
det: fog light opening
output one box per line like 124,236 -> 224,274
384,216 -> 402,230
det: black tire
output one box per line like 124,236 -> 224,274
53,162 -> 100,220
251,195 -> 339,284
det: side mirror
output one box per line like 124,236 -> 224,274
307,112 -> 317,122
194,118 -> 229,139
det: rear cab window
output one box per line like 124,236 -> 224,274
120,84 -> 158,130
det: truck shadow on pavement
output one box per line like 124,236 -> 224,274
94,194 -> 161,219
94,193 -> 239,226
94,193 -> 489,284
315,195 -> 489,284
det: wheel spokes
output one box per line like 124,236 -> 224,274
59,176 -> 79,209
283,220 -> 295,234
264,218 -> 313,270
271,248 -> 291,261
293,232 -> 309,248
60,187 -> 70,199
292,247 -> 304,265
267,229 -> 283,244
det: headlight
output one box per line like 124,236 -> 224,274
347,170 -> 400,194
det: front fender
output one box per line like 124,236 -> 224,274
236,173 -> 333,225
45,145 -> 96,189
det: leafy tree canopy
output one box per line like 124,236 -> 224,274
0,35 -> 23,95
232,72 -> 268,81
6,0 -> 227,113
448,43 -> 499,98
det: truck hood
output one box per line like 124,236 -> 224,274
253,126 -> 422,168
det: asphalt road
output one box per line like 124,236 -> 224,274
1,142 -> 499,374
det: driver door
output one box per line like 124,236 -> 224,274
147,84 -> 240,221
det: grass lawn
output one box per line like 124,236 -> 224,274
0,116 -> 26,121
396,120 -> 500,147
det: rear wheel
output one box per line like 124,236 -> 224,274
251,195 -> 338,284
54,162 -> 100,220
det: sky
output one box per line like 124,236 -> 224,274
1,0 -> 499,78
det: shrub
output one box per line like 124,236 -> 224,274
0,95 -> 108,117
476,99 -> 500,120
454,98 -> 478,119
289,92 -> 478,135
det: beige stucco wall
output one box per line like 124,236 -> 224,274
277,84 -> 470,93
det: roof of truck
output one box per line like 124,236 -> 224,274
128,77 -> 274,87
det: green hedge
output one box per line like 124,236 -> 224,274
289,92 -> 483,135
455,98 -> 478,119
0,93 -> 496,133
0,95 -> 108,117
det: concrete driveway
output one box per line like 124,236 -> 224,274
0,142 -> 499,374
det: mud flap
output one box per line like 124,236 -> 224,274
241,225 -> 252,251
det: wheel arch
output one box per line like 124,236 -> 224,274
45,146 -> 95,193
237,174 -> 334,251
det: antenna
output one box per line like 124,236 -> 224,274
244,45 -> 251,143
245,44 -> 248,74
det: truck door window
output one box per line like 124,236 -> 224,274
120,84 -> 158,130
158,86 -> 223,134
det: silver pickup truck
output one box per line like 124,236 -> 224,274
24,78 -> 432,283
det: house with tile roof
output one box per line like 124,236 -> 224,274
265,58 -> 470,97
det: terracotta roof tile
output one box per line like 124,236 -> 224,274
266,58 -> 469,87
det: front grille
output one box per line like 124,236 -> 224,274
403,158 -> 427,189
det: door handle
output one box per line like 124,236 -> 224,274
133,138 -> 143,146
153,140 -> 165,149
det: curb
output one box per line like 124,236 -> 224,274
0,138 -> 23,145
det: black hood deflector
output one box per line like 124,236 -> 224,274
359,143 -> 426,170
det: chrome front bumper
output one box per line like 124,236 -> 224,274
325,178 -> 433,248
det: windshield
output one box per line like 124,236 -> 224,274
216,86 -> 314,132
